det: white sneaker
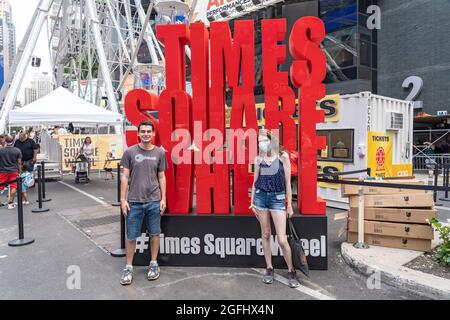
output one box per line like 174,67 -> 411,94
120,266 -> 133,285
7,203 -> 17,210
147,263 -> 160,281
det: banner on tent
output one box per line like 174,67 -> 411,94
58,134 -> 123,171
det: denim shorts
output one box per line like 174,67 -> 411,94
253,189 -> 286,212
126,201 -> 161,240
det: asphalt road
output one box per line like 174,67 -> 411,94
0,173 -> 440,300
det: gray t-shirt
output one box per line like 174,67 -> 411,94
0,146 -> 22,173
121,145 -> 168,203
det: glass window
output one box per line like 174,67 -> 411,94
317,130 -> 354,162
323,26 -> 358,49
324,45 -> 356,68
320,0 -> 357,33
317,131 -> 329,159
330,130 -> 353,161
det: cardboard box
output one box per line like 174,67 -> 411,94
347,232 -> 432,252
341,179 -> 426,196
348,219 -> 434,239
349,193 -> 434,208
348,207 -> 437,224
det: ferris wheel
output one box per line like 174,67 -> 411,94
0,0 -> 191,133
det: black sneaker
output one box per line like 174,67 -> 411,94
287,270 -> 300,288
262,268 -> 274,284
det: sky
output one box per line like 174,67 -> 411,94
10,0 -> 52,103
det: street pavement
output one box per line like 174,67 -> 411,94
0,174 -> 434,300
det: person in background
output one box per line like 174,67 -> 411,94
27,127 -> 36,141
20,163 -> 33,205
51,126 -> 60,137
0,135 -> 22,209
0,134 -> 5,148
103,151 -> 115,180
79,137 -> 94,174
14,131 -> 38,173
423,142 -> 436,170
57,125 -> 68,135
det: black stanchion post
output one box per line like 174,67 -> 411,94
40,161 -> 51,203
434,164 -> 443,206
445,164 -> 450,201
112,162 -> 121,207
110,207 -> 126,257
9,177 -> 35,247
32,166 -> 49,213
439,160 -> 450,201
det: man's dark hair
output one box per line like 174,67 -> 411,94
138,120 -> 154,132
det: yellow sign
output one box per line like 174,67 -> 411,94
59,135 -> 124,172
225,94 -> 340,128
391,164 -> 413,177
367,131 -> 393,178
317,161 -> 344,189
316,94 -> 340,122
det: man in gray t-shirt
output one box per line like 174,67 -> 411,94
120,121 -> 168,286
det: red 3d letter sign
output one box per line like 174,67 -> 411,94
124,17 -> 327,215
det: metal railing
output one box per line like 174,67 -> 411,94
413,153 -> 450,171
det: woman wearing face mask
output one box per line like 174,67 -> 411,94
250,129 -> 299,288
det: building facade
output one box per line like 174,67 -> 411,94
23,72 -> 53,105
24,87 -> 37,106
0,0 -> 15,79
377,0 -> 450,116
191,0 -> 378,102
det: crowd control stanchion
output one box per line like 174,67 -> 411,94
353,176 -> 369,249
40,161 -> 51,203
112,162 -> 121,207
439,161 -> 450,202
110,208 -> 126,257
32,165 -> 50,213
9,177 -> 35,247
433,164 -> 443,206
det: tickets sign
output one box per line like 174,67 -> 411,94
367,131 -> 393,178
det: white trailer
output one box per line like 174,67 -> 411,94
316,92 -> 413,209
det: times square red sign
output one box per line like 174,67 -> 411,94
124,17 -> 327,216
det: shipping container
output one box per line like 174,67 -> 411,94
316,92 -> 413,209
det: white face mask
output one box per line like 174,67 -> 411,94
258,140 -> 271,152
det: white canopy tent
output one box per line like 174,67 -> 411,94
8,87 -> 123,127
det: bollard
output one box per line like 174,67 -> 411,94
40,161 -> 51,203
110,207 -> 126,257
353,176 -> 369,249
32,166 -> 50,213
112,162 -> 121,207
9,177 -> 35,247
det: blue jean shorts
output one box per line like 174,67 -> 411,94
253,189 -> 286,212
126,201 -> 161,240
